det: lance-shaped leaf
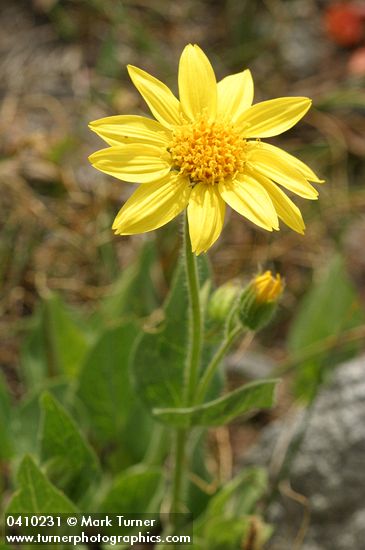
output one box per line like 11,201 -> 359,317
100,465 -> 163,514
12,381 -> 69,457
131,261 -> 188,411
200,515 -> 272,550
205,466 -> 268,517
20,293 -> 89,386
76,322 -> 139,445
193,467 -> 271,550
288,255 -> 365,401
152,379 -> 279,428
131,256 -> 212,414
6,455 -> 78,514
100,240 -> 158,321
202,516 -> 252,550
39,393 -> 101,504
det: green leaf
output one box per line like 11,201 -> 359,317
19,307 -> 46,389
153,379 -> 279,428
120,400 -> 159,465
43,294 -> 89,378
77,321 -> 158,471
100,465 -> 162,514
100,240 -> 158,321
131,256 -> 212,415
206,467 -> 268,517
0,371 -> 13,459
131,261 -> 188,411
20,293 -> 89,386
193,468 -> 269,549
76,322 -> 139,445
288,255 -> 365,400
39,393 -> 101,504
196,254 -> 213,288
6,455 -> 78,514
11,380 -> 70,457
187,430 -> 212,518
203,517 -> 251,550
200,515 -> 272,550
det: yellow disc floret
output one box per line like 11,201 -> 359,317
170,119 -> 246,185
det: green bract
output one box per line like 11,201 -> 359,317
238,285 -> 279,331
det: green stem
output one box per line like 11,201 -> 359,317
170,212 -> 203,518
143,424 -> 167,467
171,429 -> 186,515
195,325 -> 243,404
183,214 -> 203,406
224,302 -> 240,337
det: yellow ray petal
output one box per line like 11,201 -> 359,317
178,44 -> 217,122
248,141 -> 323,183
89,115 -> 171,147
88,144 -> 171,183
219,174 -> 279,231
217,69 -> 254,121
236,97 -> 311,138
127,65 -> 182,128
247,146 -> 318,199
113,174 -> 190,234
250,170 -> 305,234
187,184 -> 225,255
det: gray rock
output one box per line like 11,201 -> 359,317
244,355 -> 365,550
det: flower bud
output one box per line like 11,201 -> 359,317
238,271 -> 283,330
208,281 -> 241,323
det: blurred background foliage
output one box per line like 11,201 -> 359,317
1,0 -> 365,541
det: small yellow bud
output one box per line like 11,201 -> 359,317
238,271 -> 283,330
252,271 -> 283,304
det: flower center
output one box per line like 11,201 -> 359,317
170,119 -> 246,185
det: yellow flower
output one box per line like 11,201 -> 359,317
89,44 -> 323,255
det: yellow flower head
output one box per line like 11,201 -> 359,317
89,44 -> 323,255
253,271 -> 283,304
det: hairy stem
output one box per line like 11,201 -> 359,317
171,428 -> 186,516
195,325 -> 243,404
171,212 -> 203,519
183,214 -> 203,406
